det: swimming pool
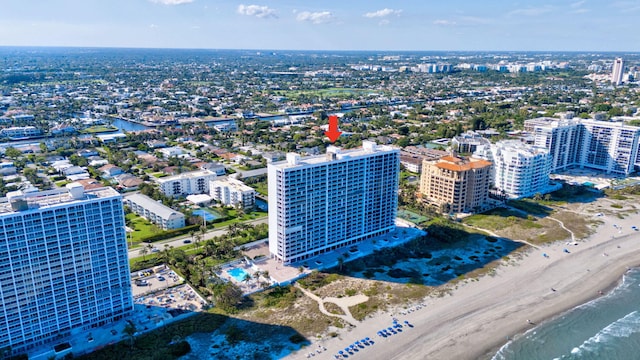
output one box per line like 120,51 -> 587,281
227,267 -> 250,282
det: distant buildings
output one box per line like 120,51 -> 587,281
451,131 -> 492,154
526,117 -> 640,175
419,155 -> 493,213
268,141 -> 399,264
399,146 -> 448,173
0,126 -> 42,139
611,58 -> 625,86
199,162 -> 226,176
475,140 -> 553,199
210,177 -> 256,209
156,170 -> 217,198
123,193 -> 185,230
0,184 -> 133,356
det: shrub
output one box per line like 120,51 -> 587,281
169,340 -> 191,356
289,334 -> 306,344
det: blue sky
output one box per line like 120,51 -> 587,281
0,0 -> 639,51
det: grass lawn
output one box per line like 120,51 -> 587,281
251,182 -> 268,196
81,125 -> 118,133
507,199 -> 554,216
126,213 -> 163,244
55,180 -> 71,187
463,208 -> 536,231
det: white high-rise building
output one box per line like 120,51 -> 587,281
0,184 -> 133,356
529,118 -> 582,172
156,170 -> 217,198
268,141 -> 399,264
476,141 -> 552,198
611,58 -> 625,86
525,117 -> 640,175
210,177 -> 256,209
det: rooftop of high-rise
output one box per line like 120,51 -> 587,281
429,155 -> 492,172
0,183 -> 120,214
493,140 -> 550,156
270,140 -> 399,170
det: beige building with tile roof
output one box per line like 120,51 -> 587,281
419,155 -> 493,214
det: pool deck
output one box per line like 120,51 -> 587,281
222,221 -> 427,293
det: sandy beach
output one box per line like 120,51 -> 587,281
287,205 -> 640,360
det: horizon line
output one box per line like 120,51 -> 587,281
0,45 -> 639,54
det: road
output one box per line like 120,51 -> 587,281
240,167 -> 268,178
128,217 -> 269,259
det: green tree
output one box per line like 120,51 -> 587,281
4,147 -> 21,160
211,282 -> 243,312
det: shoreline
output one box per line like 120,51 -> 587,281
286,205 -> 640,360
479,257 -> 640,360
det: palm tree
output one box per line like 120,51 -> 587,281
138,246 -> 149,260
122,320 -> 137,348
242,273 -> 252,286
194,233 -> 202,249
253,271 -> 262,288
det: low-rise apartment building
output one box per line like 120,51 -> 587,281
156,170 -> 217,198
210,177 -> 256,209
123,193 -> 185,230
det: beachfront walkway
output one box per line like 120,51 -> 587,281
294,283 -> 367,326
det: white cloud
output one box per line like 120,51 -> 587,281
237,4 -> 278,19
363,8 -> 402,18
148,0 -> 194,5
613,1 -> 640,12
507,6 -> 553,17
433,16 -> 491,27
296,11 -> 333,24
433,19 -> 457,26
571,8 -> 590,13
569,1 -> 589,13
571,0 -> 586,8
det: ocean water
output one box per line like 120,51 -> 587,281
493,268 -> 640,360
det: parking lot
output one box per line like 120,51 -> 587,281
131,265 -> 207,312
131,265 -> 183,297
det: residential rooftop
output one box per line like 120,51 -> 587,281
0,184 -> 120,215
271,141 -> 399,170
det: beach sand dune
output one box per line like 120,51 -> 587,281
288,205 -> 640,360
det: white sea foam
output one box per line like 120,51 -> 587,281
575,311 -> 640,354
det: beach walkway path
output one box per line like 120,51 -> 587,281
294,283 -> 367,326
463,224 -> 542,250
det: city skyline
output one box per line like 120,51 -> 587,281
1,0 -> 639,51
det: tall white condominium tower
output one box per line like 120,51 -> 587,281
476,140 -> 552,199
526,117 -> 640,175
611,58 -> 625,86
0,184 -> 133,356
268,141 -> 400,264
